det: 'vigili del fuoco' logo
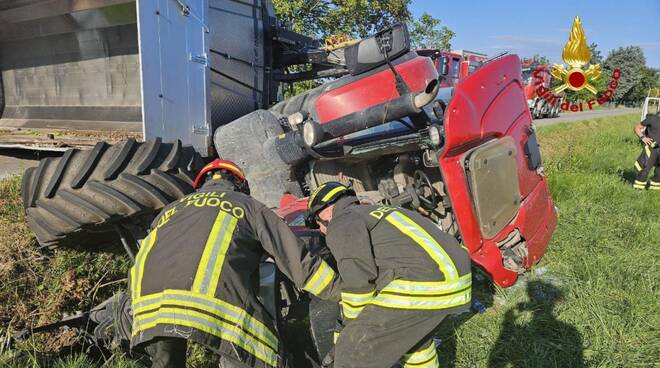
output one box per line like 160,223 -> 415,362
533,16 -> 621,111
551,16 -> 601,94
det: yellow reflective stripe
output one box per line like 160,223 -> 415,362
333,331 -> 340,344
340,291 -> 374,305
341,300 -> 368,319
206,216 -> 239,296
217,162 -> 242,174
385,211 -> 458,280
130,229 -> 158,300
321,186 -> 345,202
645,145 -> 651,157
303,261 -> 335,296
132,289 -> 278,349
192,211 -> 238,295
635,161 -> 643,171
308,185 -> 326,209
133,307 -> 278,367
371,287 -> 471,310
403,341 -> 439,367
382,274 -> 472,296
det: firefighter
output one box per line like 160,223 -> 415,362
305,182 -> 472,368
129,159 -> 341,368
633,110 -> 660,190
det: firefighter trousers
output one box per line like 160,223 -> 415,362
144,338 -> 255,368
144,337 -> 187,368
634,144 -> 660,189
333,305 -> 448,368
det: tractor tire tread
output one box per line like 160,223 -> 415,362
22,138 -> 203,250
44,149 -> 74,198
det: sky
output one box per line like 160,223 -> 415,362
410,0 -> 660,68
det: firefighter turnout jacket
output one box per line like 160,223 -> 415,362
323,196 -> 472,368
129,181 -> 340,367
325,196 -> 472,320
634,114 -> 660,189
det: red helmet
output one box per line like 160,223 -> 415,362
193,159 -> 249,192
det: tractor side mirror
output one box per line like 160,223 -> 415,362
345,23 -> 410,76
440,56 -> 450,76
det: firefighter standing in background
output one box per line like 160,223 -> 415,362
305,182 -> 472,368
130,160 -> 340,368
633,110 -> 660,190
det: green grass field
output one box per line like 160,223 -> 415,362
0,113 -> 658,367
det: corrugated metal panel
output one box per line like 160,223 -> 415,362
0,2 -> 142,134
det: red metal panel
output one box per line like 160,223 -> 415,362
314,56 -> 438,123
439,54 -> 557,287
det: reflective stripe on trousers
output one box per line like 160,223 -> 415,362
401,340 -> 440,368
634,180 -> 647,189
340,291 -> 375,319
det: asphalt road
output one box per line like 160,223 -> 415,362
533,107 -> 641,126
0,108 -> 643,180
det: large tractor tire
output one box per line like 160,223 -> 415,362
22,138 -> 204,250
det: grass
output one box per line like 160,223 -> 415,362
0,176 -> 132,367
437,113 -> 660,368
0,113 -> 658,367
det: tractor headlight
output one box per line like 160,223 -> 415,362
303,121 -> 322,147
429,125 -> 442,147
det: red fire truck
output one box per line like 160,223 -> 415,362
522,60 -> 562,119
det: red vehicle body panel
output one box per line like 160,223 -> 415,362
315,56 -> 438,123
277,55 -> 557,289
440,55 -> 557,287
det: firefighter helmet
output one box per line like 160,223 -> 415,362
305,182 -> 356,228
193,159 -> 249,194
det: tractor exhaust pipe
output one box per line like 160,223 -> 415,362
414,79 -> 439,109
311,79 -> 439,141
274,79 -> 440,165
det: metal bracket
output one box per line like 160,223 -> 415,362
190,53 -> 208,66
193,125 -> 209,135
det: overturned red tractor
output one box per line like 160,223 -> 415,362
16,8 -> 556,365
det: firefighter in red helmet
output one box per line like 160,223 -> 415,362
129,159 -> 340,368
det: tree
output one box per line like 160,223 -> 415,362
620,66 -> 660,106
531,54 -> 550,65
603,46 -> 646,105
409,12 -> 455,50
272,0 -> 413,96
272,0 -> 411,39
588,42 -> 602,65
